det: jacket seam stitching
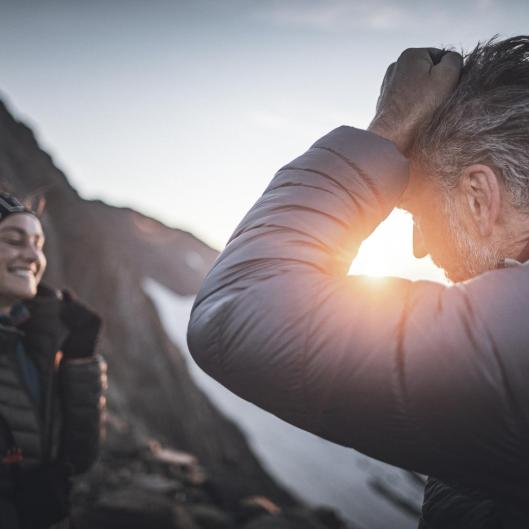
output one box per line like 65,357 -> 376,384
311,145 -> 386,211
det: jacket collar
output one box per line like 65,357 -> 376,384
0,303 -> 30,335
497,238 -> 529,269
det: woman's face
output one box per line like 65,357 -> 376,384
0,213 -> 46,309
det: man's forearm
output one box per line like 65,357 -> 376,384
186,49 -> 513,484
188,126 -> 409,432
225,127 -> 408,275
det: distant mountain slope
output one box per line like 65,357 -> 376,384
0,99 -> 297,512
144,280 -> 423,529
0,98 -> 422,528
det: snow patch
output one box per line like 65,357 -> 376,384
185,251 -> 206,272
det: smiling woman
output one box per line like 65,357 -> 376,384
0,192 -> 106,529
0,213 -> 46,313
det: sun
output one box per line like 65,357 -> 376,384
347,209 -> 446,283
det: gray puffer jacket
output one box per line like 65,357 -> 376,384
188,127 -> 529,528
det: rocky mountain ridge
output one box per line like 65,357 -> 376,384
0,99 -> 354,528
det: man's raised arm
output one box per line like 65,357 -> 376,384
186,49 -> 524,489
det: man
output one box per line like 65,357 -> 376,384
0,193 -> 105,528
188,36 -> 529,527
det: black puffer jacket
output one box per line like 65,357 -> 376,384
0,284 -> 105,525
188,127 -> 529,528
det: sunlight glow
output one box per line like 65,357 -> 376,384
348,210 -> 447,283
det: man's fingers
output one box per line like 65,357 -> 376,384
425,48 -> 445,65
381,62 -> 396,89
439,50 -> 463,71
430,50 -> 463,86
375,62 -> 396,112
396,48 -> 443,80
399,47 -> 441,67
370,46 -> 462,152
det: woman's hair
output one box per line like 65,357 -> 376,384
0,186 -> 45,218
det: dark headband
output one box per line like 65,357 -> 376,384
0,193 -> 36,223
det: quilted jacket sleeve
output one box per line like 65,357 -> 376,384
58,354 -> 106,475
187,127 -> 529,494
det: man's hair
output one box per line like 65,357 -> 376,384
412,35 -> 529,210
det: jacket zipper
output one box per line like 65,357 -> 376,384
42,350 -> 60,463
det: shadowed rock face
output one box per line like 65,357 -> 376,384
0,99 -> 335,526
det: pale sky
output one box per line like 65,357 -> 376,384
1,0 -> 528,282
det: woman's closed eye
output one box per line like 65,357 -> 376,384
1,237 -> 25,247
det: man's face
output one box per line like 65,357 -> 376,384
0,213 -> 46,309
406,169 -> 500,282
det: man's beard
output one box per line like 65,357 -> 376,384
439,195 -> 502,283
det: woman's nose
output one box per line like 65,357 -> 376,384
413,223 -> 428,259
21,243 -> 39,262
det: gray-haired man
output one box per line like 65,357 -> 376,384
188,37 -> 529,527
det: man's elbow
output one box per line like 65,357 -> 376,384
186,307 -> 208,371
187,299 -> 225,378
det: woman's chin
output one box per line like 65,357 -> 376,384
8,284 -> 37,302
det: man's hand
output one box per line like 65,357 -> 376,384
368,48 -> 462,154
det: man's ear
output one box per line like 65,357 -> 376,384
461,164 -> 501,237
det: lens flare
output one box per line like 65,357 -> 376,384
348,210 -> 446,283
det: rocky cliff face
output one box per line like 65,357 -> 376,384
0,100 -> 352,528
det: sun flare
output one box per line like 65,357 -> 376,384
347,210 -> 447,283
